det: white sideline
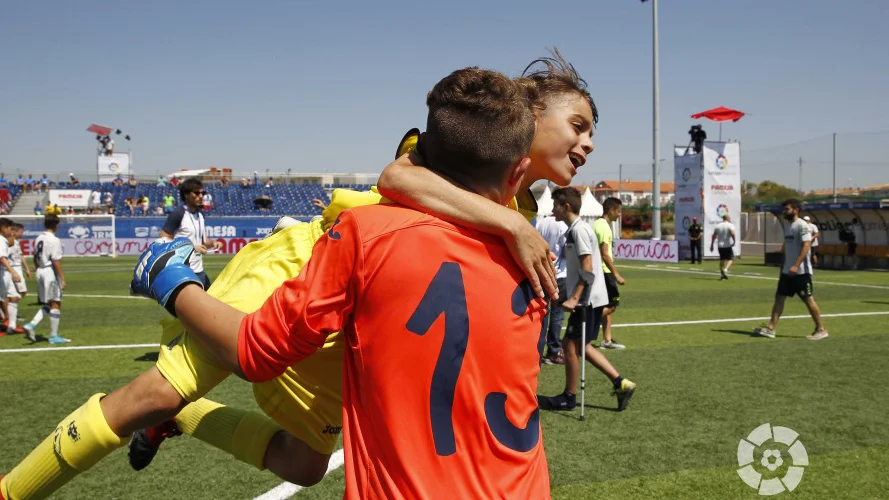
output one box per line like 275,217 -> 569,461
3,311 -> 888,355
623,264 -> 889,290
252,449 -> 345,500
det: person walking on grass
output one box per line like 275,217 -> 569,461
754,198 -> 829,340
710,214 -> 735,280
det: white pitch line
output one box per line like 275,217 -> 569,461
65,294 -> 149,300
4,311 -> 889,355
622,264 -> 889,290
613,310 -> 889,328
253,449 -> 345,500
0,343 -> 158,354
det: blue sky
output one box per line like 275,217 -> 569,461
1,0 -> 887,192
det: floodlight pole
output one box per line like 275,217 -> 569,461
832,133 -> 837,202
651,0 -> 662,240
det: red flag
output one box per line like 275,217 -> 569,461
87,124 -> 113,136
691,107 -> 745,123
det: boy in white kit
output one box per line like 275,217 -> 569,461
0,218 -> 23,335
23,214 -> 69,344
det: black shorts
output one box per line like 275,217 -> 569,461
604,273 -> 620,308
718,247 -> 734,261
776,273 -> 813,299
564,305 -> 604,343
848,243 -> 857,256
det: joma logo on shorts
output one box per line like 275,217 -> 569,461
322,425 -> 342,434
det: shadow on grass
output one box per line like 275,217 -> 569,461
712,328 -> 755,336
861,300 -> 889,305
712,328 -> 808,339
134,351 -> 159,362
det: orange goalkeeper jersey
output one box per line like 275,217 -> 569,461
239,204 -> 550,499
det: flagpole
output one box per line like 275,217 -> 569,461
651,0 -> 661,240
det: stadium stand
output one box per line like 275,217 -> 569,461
47,181 -> 332,217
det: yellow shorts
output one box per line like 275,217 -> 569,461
156,188 -> 388,455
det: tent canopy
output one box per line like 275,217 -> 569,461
536,185 -> 553,217
580,187 -> 603,218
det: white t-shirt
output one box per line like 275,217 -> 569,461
713,221 -> 735,249
8,239 -> 22,268
783,218 -> 812,275
807,222 -> 819,247
535,217 -> 568,279
0,239 -> 9,275
163,206 -> 207,273
34,231 -> 63,269
564,218 -> 608,308
90,191 -> 101,205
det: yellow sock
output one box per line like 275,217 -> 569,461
1,394 -> 127,500
175,398 -> 281,470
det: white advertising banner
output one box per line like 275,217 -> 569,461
613,239 -> 679,263
97,153 -> 131,182
702,141 -> 742,258
49,189 -> 92,208
674,148 -> 703,260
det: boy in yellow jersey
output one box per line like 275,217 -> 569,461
592,197 -> 626,349
1,50 -> 611,499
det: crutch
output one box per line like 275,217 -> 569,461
580,309 -> 586,422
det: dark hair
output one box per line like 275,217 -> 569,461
782,198 -> 802,211
13,223 -> 23,230
602,197 -> 622,212
0,218 -> 12,228
424,67 -> 535,187
44,214 -> 60,230
179,177 -> 203,202
552,187 -> 583,215
519,47 -> 598,125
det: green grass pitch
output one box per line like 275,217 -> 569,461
1,255 -> 887,499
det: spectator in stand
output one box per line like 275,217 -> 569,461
69,173 -> 80,186
154,205 -> 164,215
15,174 -> 26,192
163,192 -> 176,214
125,196 -> 136,216
89,190 -> 101,214
33,202 -> 42,215
253,170 -> 260,186
40,174 -> 51,192
0,173 -> 7,188
170,176 -> 180,188
140,194 -> 150,214
220,177 -> 229,187
103,191 -> 113,210
0,201 -> 9,215
202,191 -> 213,211
112,174 -> 124,187
66,206 -> 75,215
240,177 -> 249,188
128,176 -> 138,189
265,177 -> 275,188
25,174 -> 36,192
157,175 -> 167,187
